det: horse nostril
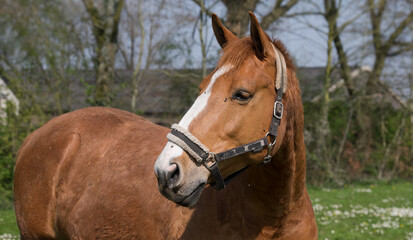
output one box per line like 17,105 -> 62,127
166,163 -> 180,188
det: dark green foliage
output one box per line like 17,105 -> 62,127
0,91 -> 47,209
0,105 -> 19,209
81,78 -> 97,106
168,70 -> 200,115
0,147 -> 14,209
305,98 -> 412,185
0,106 -> 21,209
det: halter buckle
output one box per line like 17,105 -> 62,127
274,101 -> 283,119
204,153 -> 217,170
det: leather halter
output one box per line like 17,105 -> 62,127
167,44 -> 286,190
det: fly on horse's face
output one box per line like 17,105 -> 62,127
154,12 -> 288,207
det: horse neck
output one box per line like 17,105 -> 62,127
245,91 -> 307,221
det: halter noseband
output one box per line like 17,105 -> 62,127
166,44 -> 287,190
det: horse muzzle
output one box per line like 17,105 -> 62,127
154,142 -> 209,207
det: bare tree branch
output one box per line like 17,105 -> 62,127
386,46 -> 413,57
376,78 -> 407,109
260,0 -> 299,30
383,10 -> 413,52
284,11 -> 322,18
191,0 -> 214,18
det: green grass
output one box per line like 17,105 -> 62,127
0,182 -> 412,239
308,181 -> 413,240
0,209 -> 19,239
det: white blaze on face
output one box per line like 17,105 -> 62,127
178,64 -> 233,129
155,65 -> 233,171
155,142 -> 184,174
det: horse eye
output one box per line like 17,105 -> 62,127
232,90 -> 253,103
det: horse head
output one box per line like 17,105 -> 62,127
154,12 -> 293,207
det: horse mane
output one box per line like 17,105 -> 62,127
217,36 -> 295,72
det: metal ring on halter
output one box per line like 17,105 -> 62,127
265,132 -> 277,147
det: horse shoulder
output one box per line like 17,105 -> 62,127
14,114 -> 82,239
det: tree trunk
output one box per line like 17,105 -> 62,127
409,51 -> 413,159
199,0 -> 207,79
356,54 -> 386,161
95,42 -> 118,106
315,0 -> 337,179
83,0 -> 124,106
193,0 -> 299,36
361,0 -> 413,162
221,0 -> 259,36
131,0 -> 145,112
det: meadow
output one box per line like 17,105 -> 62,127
309,181 -> 413,240
1,181 -> 412,240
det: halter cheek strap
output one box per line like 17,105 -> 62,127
166,43 -> 287,190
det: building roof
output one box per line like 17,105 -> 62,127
13,66 -> 403,125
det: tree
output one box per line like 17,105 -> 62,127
295,0 -> 412,181
311,0 -> 337,180
192,0 -> 300,36
355,0 -> 413,161
82,0 -> 125,106
117,0 -> 186,112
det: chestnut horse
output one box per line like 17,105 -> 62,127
14,13 -> 317,239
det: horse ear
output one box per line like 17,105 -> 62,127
249,11 -> 273,60
212,13 -> 237,48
